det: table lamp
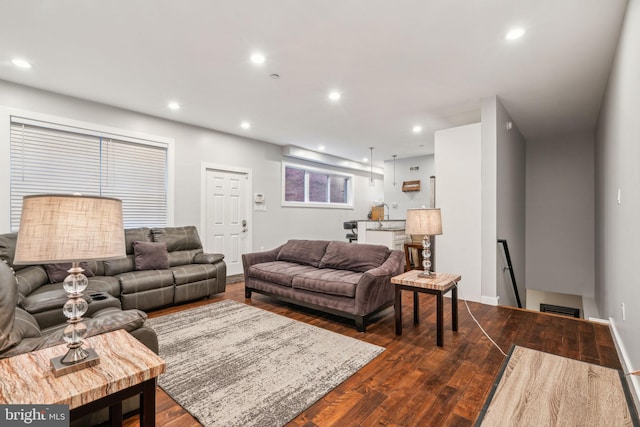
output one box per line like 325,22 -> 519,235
14,194 -> 125,376
405,208 -> 442,277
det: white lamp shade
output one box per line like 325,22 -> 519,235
405,208 -> 442,236
14,194 -> 126,264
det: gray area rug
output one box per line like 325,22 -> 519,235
146,300 -> 385,427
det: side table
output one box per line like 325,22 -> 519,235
391,270 -> 461,347
0,329 -> 166,427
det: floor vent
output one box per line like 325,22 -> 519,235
540,303 -> 580,318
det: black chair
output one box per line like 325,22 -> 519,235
343,221 -> 358,243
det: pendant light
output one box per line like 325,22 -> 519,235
392,154 -> 397,186
369,147 -> 375,187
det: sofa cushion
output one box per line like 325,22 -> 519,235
124,228 -> 153,255
168,249 -> 203,267
15,266 -> 48,303
20,285 -> 82,315
248,261 -> 320,287
319,241 -> 389,272
44,262 -> 95,283
152,226 -> 203,252
292,268 -> 363,298
133,241 -> 170,271
276,240 -> 330,268
0,233 -> 23,270
104,255 -> 135,276
118,270 -> 175,294
171,264 -> 218,285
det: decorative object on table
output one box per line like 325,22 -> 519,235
14,194 -> 125,376
402,180 -> 421,192
405,208 -> 442,277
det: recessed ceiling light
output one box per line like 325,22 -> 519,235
362,157 -> 368,162
328,91 -> 341,101
12,58 -> 32,69
251,53 -> 266,65
241,121 -> 251,130
505,28 -> 526,41
412,125 -> 423,134
168,102 -> 180,111
318,145 -> 325,151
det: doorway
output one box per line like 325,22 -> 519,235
201,164 -> 252,276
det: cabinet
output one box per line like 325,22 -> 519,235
366,230 -> 407,251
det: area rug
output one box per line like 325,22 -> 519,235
146,300 -> 385,427
476,345 -> 639,426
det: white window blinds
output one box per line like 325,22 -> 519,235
10,118 -> 168,231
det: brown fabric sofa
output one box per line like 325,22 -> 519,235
0,226 -> 226,328
243,240 -> 403,331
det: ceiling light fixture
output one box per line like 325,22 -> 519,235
328,91 -> 341,101
251,53 -> 266,64
318,145 -> 325,151
12,58 -> 32,69
412,125 -> 423,134
362,157 -> 368,162
241,121 -> 251,130
168,102 -> 180,111
505,28 -> 526,41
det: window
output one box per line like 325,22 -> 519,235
10,117 -> 169,230
282,162 -> 353,208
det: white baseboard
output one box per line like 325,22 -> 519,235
609,317 -> 640,411
588,317 -> 610,324
481,295 -> 500,306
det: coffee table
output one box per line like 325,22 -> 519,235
391,270 -> 461,346
0,329 -> 165,426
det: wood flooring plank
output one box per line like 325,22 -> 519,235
122,281 -> 626,427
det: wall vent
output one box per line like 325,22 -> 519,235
540,304 -> 580,318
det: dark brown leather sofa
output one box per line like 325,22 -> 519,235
0,226 -> 226,329
243,239 -> 403,331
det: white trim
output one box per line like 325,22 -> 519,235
0,106 -> 175,231
608,317 -> 640,411
481,295 -> 500,306
281,161 -> 355,209
200,162 -> 253,254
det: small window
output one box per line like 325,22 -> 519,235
282,162 -> 353,208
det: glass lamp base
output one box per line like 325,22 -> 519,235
50,347 -> 100,377
417,270 -> 436,278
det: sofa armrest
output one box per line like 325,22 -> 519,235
193,253 -> 225,264
354,250 -> 404,315
1,308 -> 151,358
242,245 -> 282,277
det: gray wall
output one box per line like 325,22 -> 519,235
0,80 -> 380,251
480,96 -> 526,307
526,132 -> 595,298
383,155 -> 435,219
496,99 -> 526,308
595,0 -> 640,387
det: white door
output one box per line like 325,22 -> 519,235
205,168 -> 250,276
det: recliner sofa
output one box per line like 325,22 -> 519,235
0,225 -> 227,328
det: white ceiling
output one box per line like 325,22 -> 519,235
0,0 -> 628,166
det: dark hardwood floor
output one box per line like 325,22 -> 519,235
124,281 -> 621,427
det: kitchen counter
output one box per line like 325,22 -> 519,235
357,220 -> 407,250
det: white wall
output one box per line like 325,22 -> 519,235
480,97 -> 499,305
526,133 -> 595,298
495,99 -> 526,308
0,80 -> 379,251
434,123 -> 482,302
594,0 -> 640,396
383,155 -> 435,219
